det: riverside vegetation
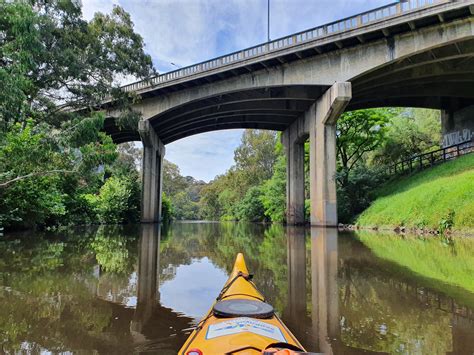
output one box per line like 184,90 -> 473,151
0,1 -> 153,230
1,1 -> 470,233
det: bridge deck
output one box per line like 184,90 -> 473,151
121,0 -> 473,96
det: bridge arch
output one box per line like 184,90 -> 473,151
101,1 -> 474,225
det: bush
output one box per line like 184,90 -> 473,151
0,123 -> 68,229
337,167 -> 386,223
260,154 -> 286,223
89,176 -> 140,224
161,192 -> 173,223
235,186 -> 266,222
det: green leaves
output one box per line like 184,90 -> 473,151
0,1 -> 153,230
337,108 -> 392,175
0,0 -> 154,128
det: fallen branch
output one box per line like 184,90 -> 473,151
0,170 -> 77,188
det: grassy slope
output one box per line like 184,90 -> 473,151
357,154 -> 474,231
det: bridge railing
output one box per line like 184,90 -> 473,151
122,0 -> 451,93
386,139 -> 474,176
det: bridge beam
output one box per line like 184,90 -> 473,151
139,120 -> 165,223
309,82 -> 351,227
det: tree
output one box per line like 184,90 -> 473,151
162,159 -> 188,197
370,108 -> 441,166
336,109 -> 393,185
235,186 -> 266,222
0,1 -> 155,229
0,1 -> 154,129
234,130 -> 278,185
260,142 -> 287,223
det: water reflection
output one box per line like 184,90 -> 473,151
1,223 -> 474,354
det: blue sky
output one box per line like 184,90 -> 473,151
81,0 -> 388,181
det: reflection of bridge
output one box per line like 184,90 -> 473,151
94,225 -> 193,353
104,0 -> 474,226
285,228 -> 474,354
91,225 -> 474,353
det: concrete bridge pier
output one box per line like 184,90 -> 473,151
309,83 -> 351,226
282,128 -> 306,225
283,82 -> 351,226
138,120 -> 165,223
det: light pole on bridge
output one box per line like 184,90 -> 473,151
267,0 -> 271,42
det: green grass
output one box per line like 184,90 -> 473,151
357,154 -> 474,231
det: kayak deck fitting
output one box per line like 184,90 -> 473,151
179,253 -> 314,355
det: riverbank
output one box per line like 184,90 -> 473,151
356,154 -> 474,234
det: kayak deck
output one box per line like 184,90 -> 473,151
179,253 -> 305,355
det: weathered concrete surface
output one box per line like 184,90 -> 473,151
441,105 -> 474,147
283,83 -> 351,226
129,15 -> 473,116
282,131 -> 306,225
106,14 -> 474,145
309,83 -> 352,227
138,120 -> 165,223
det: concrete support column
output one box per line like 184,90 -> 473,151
282,134 -> 306,224
139,120 -> 165,223
309,83 -> 351,226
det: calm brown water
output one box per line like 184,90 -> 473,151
1,222 -> 473,354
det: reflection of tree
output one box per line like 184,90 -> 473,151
158,222 -> 290,312
339,264 -> 452,353
0,241 -> 113,352
90,225 -> 138,274
0,226 -> 141,353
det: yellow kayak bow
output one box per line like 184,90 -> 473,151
179,253 -> 307,355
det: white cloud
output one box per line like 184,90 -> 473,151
80,0 -> 118,20
81,0 -> 390,180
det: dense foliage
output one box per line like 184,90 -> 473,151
162,160 -> 206,220
0,0 -> 153,230
199,130 -> 278,222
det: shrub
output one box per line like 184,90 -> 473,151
235,186 -> 266,222
92,177 -> 140,224
337,167 -> 386,223
161,192 -> 173,223
260,154 -> 286,223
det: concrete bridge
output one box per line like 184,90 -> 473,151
104,0 -> 474,225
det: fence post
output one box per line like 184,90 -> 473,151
456,144 -> 460,157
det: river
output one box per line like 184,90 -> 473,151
1,222 -> 473,354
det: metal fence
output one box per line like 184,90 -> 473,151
387,139 -> 474,176
122,0 -> 450,93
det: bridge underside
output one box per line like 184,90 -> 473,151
105,37 -> 474,145
350,37 -> 474,111
105,85 -> 330,145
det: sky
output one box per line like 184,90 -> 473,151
81,0 -> 389,181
